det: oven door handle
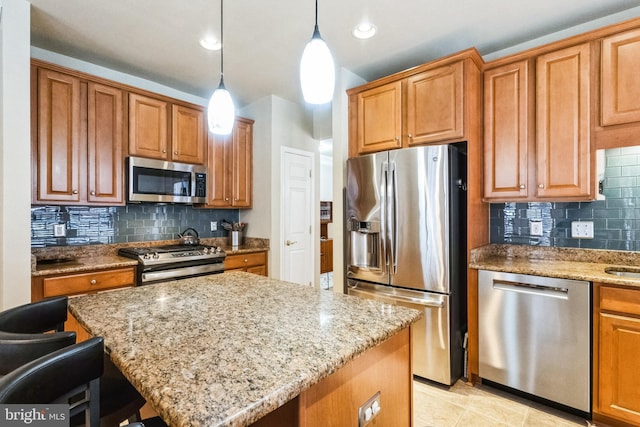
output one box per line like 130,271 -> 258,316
141,264 -> 224,282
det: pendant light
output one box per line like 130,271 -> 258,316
207,0 -> 235,135
300,0 -> 335,104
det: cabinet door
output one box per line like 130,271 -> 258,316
320,239 -> 333,274
87,82 -> 125,205
231,119 -> 253,208
536,43 -> 591,199
598,312 -> 640,424
601,28 -> 640,126
355,81 -> 402,154
128,93 -> 169,160
483,61 -> 530,200
406,61 -> 464,145
35,69 -> 82,203
207,132 -> 232,207
172,104 -> 206,164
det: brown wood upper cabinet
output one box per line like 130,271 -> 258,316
596,27 -> 640,149
601,28 -> 640,126
406,61 -> 464,145
536,43 -> 592,199
204,117 -> 254,208
483,60 -> 531,199
483,43 -> 593,201
348,49 -> 479,157
129,93 -> 206,165
33,66 -> 125,205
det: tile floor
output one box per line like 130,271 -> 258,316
413,379 -> 590,427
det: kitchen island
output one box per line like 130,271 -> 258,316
68,271 -> 421,427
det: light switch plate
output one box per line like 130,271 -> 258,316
210,221 -> 217,231
571,221 -> 594,239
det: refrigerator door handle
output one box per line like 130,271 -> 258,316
350,286 -> 444,308
381,161 -> 388,269
387,161 -> 398,274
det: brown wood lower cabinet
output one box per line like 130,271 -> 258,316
224,251 -> 268,276
251,327 -> 412,427
594,283 -> 640,427
31,266 -> 136,343
320,239 -> 333,274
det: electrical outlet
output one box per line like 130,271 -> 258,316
530,221 -> 543,236
210,221 -> 217,232
571,221 -> 594,239
358,391 -> 381,427
54,224 -> 66,237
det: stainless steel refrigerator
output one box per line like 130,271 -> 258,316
345,144 -> 467,385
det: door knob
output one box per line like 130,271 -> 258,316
286,240 -> 297,246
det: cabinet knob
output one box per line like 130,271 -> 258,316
519,184 -> 525,189
90,279 -> 97,285
162,150 -> 167,153
408,133 -> 413,139
244,259 -> 248,263
225,197 -> 229,201
90,191 -> 95,196
538,184 -> 544,189
395,136 -> 400,142
72,189 -> 78,194
174,151 -> 178,155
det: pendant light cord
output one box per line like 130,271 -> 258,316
220,0 -> 225,82
315,0 -> 318,29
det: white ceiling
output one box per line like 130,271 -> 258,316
29,0 -> 640,108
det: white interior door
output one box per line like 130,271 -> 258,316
281,148 -> 314,286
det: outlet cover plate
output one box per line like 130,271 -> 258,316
571,221 -> 594,239
530,221 -> 543,236
54,224 -> 66,237
210,221 -> 217,232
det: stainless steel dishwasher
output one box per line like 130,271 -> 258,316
478,270 -> 591,414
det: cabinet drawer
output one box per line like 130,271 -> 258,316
600,285 -> 640,317
43,267 -> 135,297
225,252 -> 266,270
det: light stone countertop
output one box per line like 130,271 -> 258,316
31,239 -> 269,277
68,271 -> 421,427
470,244 -> 640,288
31,255 -> 138,276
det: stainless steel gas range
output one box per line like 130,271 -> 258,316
118,244 -> 226,284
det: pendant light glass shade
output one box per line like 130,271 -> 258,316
207,0 -> 235,135
300,1 -> 335,105
208,77 -> 235,135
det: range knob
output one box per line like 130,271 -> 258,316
142,253 -> 150,260
216,246 -> 223,253
203,247 -> 210,254
152,252 -> 160,259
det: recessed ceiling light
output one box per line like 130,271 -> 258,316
352,23 -> 376,40
200,37 -> 221,51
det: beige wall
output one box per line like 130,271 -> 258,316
1,0 -> 32,309
240,95 -> 320,283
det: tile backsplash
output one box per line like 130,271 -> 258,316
490,146 -> 640,251
31,204 -> 239,248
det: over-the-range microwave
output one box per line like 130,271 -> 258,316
127,156 -> 207,204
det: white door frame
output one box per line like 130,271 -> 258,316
280,147 -> 316,286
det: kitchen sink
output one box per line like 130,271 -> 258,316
604,266 -> 640,278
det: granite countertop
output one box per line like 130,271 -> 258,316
470,244 -> 640,288
31,238 -> 270,277
31,255 -> 138,277
68,272 -> 421,427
